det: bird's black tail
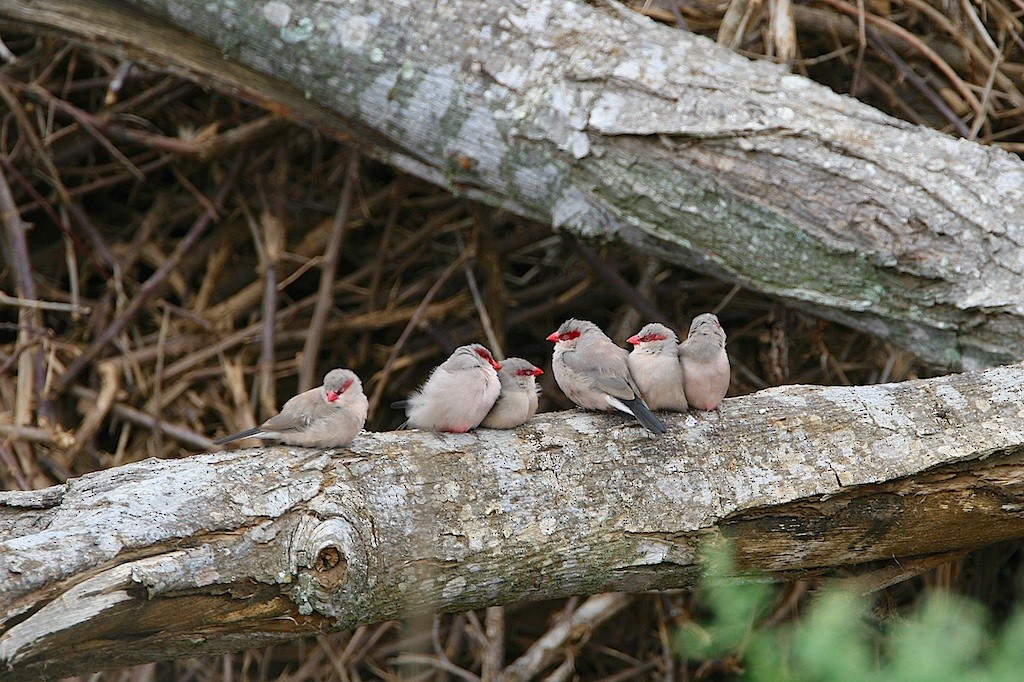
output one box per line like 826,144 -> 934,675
622,397 -> 667,435
213,426 -> 262,445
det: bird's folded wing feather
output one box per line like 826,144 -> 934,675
261,390 -> 319,432
566,343 -> 636,400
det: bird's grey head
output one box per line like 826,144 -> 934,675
322,368 -> 361,403
453,344 -> 502,372
498,357 -> 543,389
628,322 -> 679,352
547,318 -> 600,349
687,313 -> 726,346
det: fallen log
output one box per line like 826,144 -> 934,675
3,364 -> 1024,679
2,0 -> 1023,369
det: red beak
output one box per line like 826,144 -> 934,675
546,332 -> 559,342
533,368 -> 544,376
326,390 -> 339,402
626,335 -> 640,345
491,359 -> 502,371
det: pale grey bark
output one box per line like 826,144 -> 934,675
3,0 -> 1024,370
4,364 -> 1024,679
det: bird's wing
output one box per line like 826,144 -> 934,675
565,342 -> 636,400
260,390 -> 319,433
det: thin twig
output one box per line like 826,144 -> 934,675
0,157 -> 111,281
260,211 -> 284,416
564,236 -> 672,329
0,73 -> 280,160
866,28 -> 972,138
0,441 -> 30,490
367,250 -> 474,419
969,49 -> 1004,141
358,179 -> 406,364
68,385 -> 215,451
0,35 -> 16,64
849,0 -> 867,95
818,0 -> 984,119
501,593 -> 633,682
0,291 -> 91,315
541,656 -> 575,682
239,190 -> 284,419
458,231 -> 504,359
299,153 -> 359,391
148,305 -> 172,456
611,256 -> 663,341
0,162 -> 55,426
16,156 -> 175,216
713,283 -> 742,315
0,166 -> 37,290
390,654 -> 481,682
655,595 -> 676,682
0,423 -> 59,444
591,661 -> 660,682
482,606 -> 505,682
0,79 -> 73,207
65,361 -> 120,461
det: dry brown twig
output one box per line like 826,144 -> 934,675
299,152 -> 359,391
367,248 -> 475,419
500,594 -> 634,681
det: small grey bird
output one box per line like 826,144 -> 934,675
547,318 -> 666,435
679,313 -> 730,411
214,368 -> 367,448
626,323 -> 688,412
480,358 -> 543,429
394,344 -> 502,432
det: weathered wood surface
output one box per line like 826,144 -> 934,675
3,0 -> 1024,370
4,364 -> 1024,679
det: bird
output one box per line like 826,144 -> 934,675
480,357 -> 543,429
626,322 -> 688,412
547,318 -> 666,434
679,313 -> 730,411
214,368 -> 367,448
394,344 -> 502,432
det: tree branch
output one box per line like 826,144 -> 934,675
2,0 -> 1023,369
4,364 -> 1024,678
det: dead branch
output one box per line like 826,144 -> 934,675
2,0 -> 1023,370
4,364 -> 1024,679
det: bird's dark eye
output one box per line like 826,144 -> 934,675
559,330 -> 581,341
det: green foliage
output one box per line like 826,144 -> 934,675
675,539 -> 774,662
674,539 -> 1024,680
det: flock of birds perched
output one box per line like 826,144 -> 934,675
213,314 -> 729,448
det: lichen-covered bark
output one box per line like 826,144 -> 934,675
3,0 -> 1024,370
4,365 -> 1024,678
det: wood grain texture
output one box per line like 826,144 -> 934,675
2,0 -> 1023,369
4,365 -> 1024,678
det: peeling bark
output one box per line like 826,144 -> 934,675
4,365 -> 1024,678
2,0 -> 1023,370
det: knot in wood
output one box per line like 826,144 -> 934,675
291,517 -> 354,592
311,545 -> 347,588
314,546 -> 342,572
